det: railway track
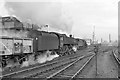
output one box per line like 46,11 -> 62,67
1,52 -> 94,78
43,46 -> 116,79
2,48 -> 92,74
112,50 -> 120,65
112,49 -> 120,78
32,54 -> 95,78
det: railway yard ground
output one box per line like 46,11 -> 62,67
1,45 -> 119,79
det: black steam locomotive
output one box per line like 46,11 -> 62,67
0,16 -> 87,69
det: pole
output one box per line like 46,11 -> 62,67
96,50 -> 97,78
94,46 -> 98,78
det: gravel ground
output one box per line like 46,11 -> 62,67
97,51 -> 118,78
77,49 -> 118,78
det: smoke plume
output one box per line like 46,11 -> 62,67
21,51 -> 59,67
4,1 -> 73,33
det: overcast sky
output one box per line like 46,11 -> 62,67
0,0 -> 118,42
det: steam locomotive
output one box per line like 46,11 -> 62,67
0,16 -> 87,69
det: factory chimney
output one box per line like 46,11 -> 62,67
92,26 -> 95,44
109,34 -> 111,43
101,38 -> 103,43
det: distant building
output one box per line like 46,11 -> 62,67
101,40 -> 118,46
108,41 -> 118,46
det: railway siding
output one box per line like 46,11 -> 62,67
71,46 -> 118,78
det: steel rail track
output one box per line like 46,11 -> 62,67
113,50 -> 120,65
1,56 -> 81,78
112,49 -> 120,79
24,58 -> 78,78
24,54 -> 94,78
1,52 -> 94,78
70,54 -> 94,79
46,54 -> 95,79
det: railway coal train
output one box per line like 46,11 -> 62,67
0,16 -> 87,70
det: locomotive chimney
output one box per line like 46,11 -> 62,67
69,34 -> 72,37
45,24 -> 49,27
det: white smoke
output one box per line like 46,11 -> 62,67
4,1 -> 73,33
37,51 -> 59,63
28,54 -> 37,65
21,61 -> 29,67
46,51 -> 59,61
21,51 -> 59,67
21,54 -> 36,67
37,53 -> 48,63
0,0 -> 9,16
72,46 -> 77,52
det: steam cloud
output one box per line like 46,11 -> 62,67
21,51 -> 59,67
5,2 -> 73,33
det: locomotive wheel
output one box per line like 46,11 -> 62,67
68,51 -> 71,55
70,49 -> 75,54
59,53 -> 63,57
50,51 -> 56,55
